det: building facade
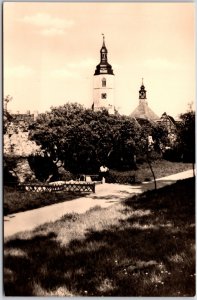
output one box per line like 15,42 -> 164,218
157,112 -> 178,144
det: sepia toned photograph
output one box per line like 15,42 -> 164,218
3,2 -> 195,296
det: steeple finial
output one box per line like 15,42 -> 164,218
102,33 -> 105,46
142,77 -> 144,85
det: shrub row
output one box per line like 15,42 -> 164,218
106,171 -> 135,184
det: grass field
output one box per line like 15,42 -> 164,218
4,177 -> 195,296
4,160 -> 192,215
110,160 -> 193,183
4,187 -> 84,215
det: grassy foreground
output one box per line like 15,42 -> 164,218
4,161 -> 192,215
4,177 -> 195,296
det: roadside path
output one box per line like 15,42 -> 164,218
4,169 -> 194,238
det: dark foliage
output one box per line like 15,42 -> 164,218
176,111 -> 195,163
106,170 -> 136,184
3,166 -> 18,187
29,104 -> 167,174
28,155 -> 59,182
3,157 -> 18,186
163,148 -> 182,162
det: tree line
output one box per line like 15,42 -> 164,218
4,100 -> 195,183
28,103 -> 169,175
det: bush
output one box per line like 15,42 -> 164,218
182,150 -> 195,163
163,148 -> 182,162
60,169 -> 75,181
28,155 -> 59,182
3,164 -> 18,187
106,170 -> 135,184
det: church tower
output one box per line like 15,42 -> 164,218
92,35 -> 115,114
130,79 -> 159,120
139,78 -> 147,102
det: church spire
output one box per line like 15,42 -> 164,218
94,34 -> 114,75
102,33 -> 105,47
100,33 -> 108,63
130,80 -> 159,120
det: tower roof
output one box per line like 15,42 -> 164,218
130,100 -> 159,121
100,33 -> 108,53
94,34 -> 114,76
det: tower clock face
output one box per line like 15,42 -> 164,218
140,91 -> 145,98
100,67 -> 107,73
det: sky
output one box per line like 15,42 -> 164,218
3,2 -> 195,118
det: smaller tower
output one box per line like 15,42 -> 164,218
130,79 -> 159,120
139,78 -> 147,100
92,34 -> 115,114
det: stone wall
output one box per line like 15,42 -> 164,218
4,121 -> 42,183
10,157 -> 36,183
4,122 -> 41,157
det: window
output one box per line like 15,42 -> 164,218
102,53 -> 106,59
101,93 -> 107,99
102,78 -> 106,87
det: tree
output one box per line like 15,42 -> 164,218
177,110 -> 195,175
4,95 -> 13,111
29,104 -> 168,179
29,104 -> 143,174
134,118 -> 169,189
135,124 -> 157,189
151,123 -> 169,153
3,95 -> 13,134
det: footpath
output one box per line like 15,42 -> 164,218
4,169 -> 194,238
